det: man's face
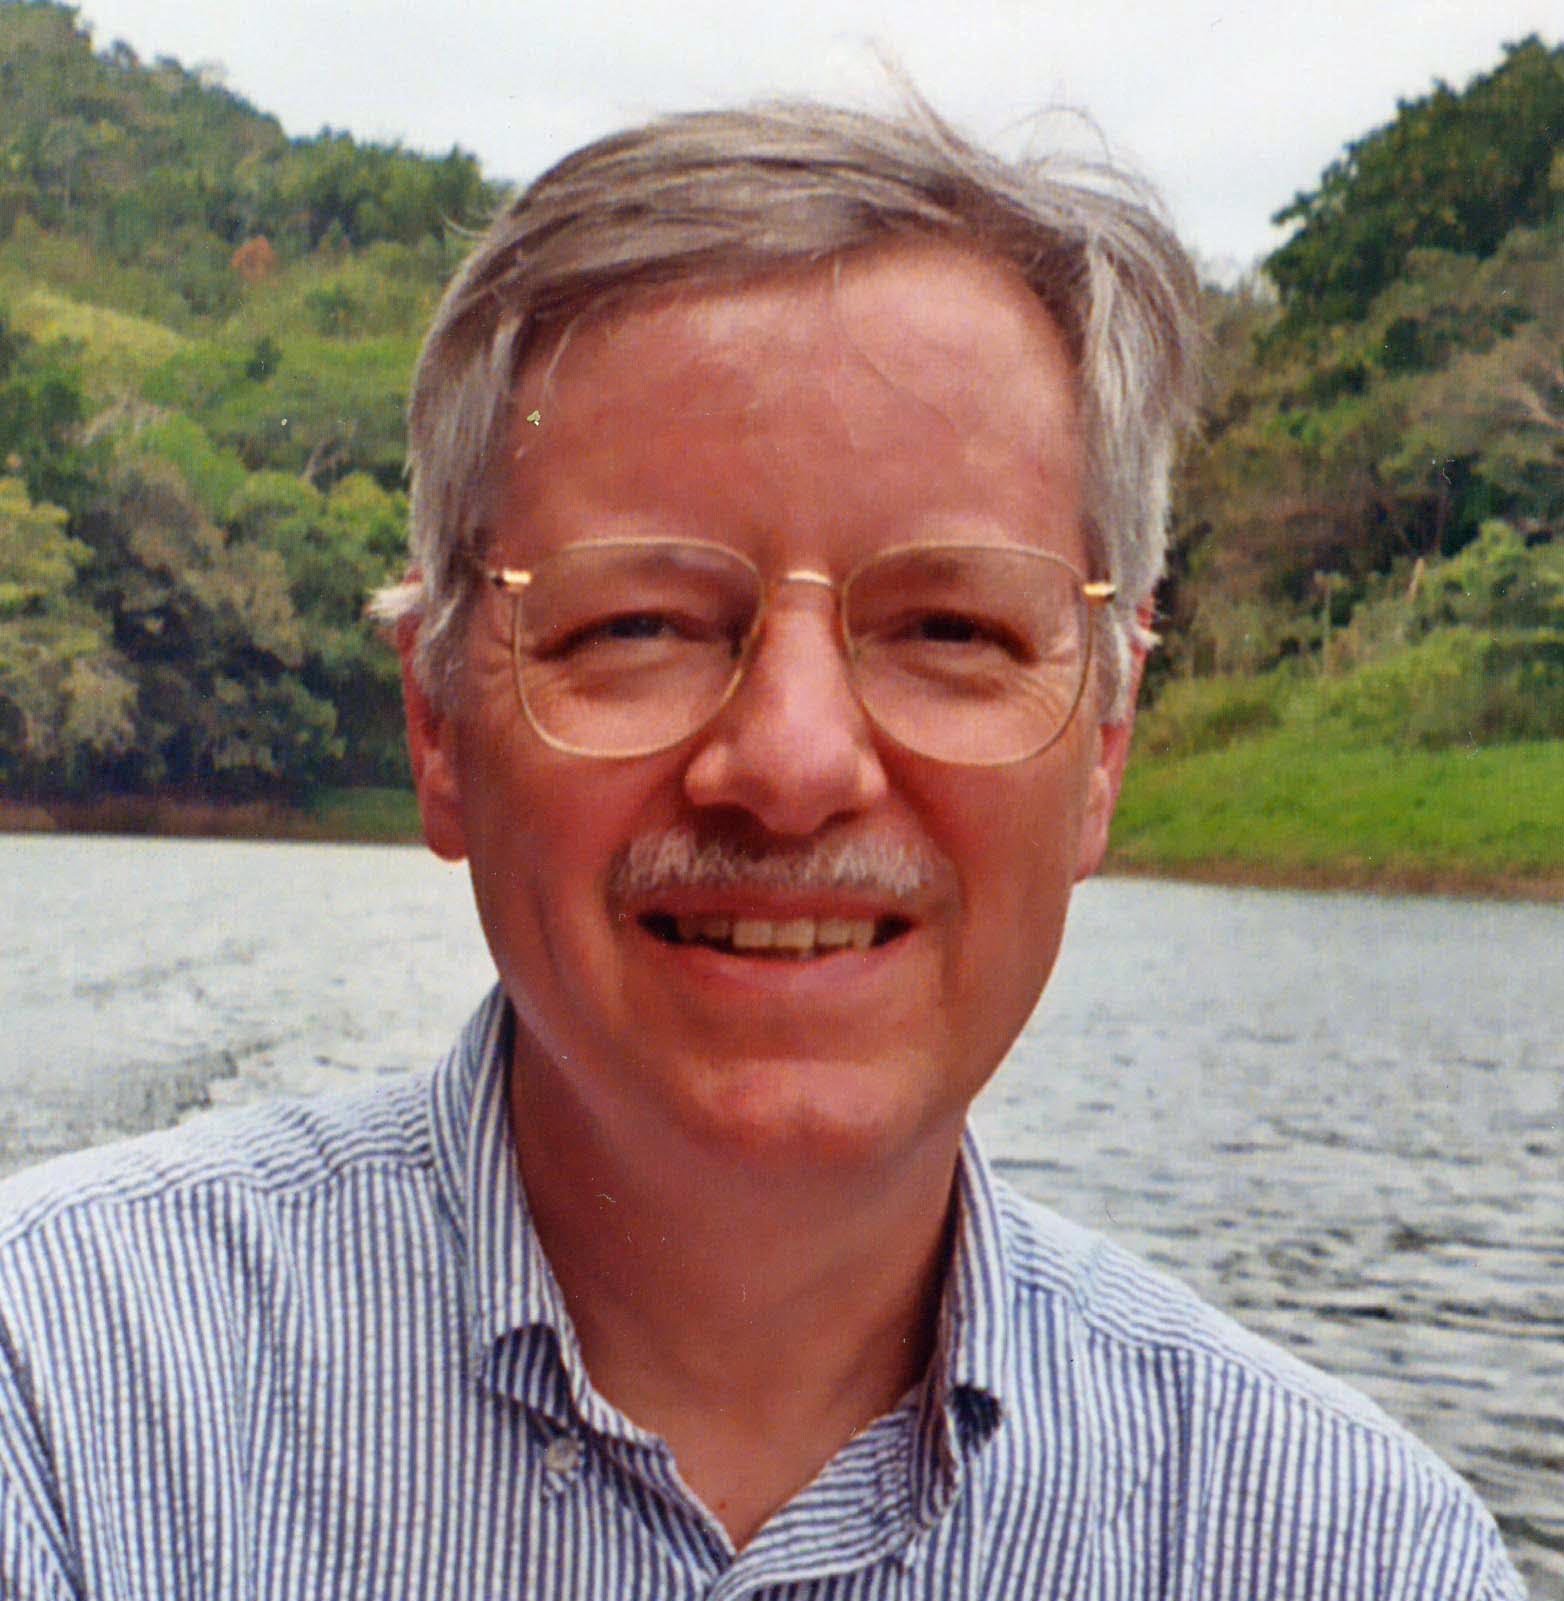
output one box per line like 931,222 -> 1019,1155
408,243 -> 1130,1177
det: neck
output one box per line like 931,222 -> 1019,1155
507,1038 -> 963,1546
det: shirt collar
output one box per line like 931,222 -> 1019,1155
428,989 -> 545,1338
903,1128 -> 1012,1527
940,1129 -> 1015,1410
431,986 -> 1015,1459
429,987 -> 659,1442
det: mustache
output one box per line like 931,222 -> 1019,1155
609,825 -> 944,903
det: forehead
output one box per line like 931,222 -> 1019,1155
495,243 -> 1084,564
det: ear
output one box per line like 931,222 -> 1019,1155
1072,637 -> 1146,885
397,617 -> 468,864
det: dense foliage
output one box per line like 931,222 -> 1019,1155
0,1 -> 503,798
0,1 -> 490,305
1159,36 -> 1563,761
1268,37 -> 1564,329
0,3 -> 1559,806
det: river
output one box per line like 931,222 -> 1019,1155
2,834 -> 1560,1589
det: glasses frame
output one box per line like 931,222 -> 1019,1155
480,538 -> 1116,765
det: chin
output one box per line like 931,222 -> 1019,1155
669,1050 -> 966,1176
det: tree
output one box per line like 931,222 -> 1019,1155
0,474 -> 134,786
73,460 -> 339,795
1267,37 -> 1564,332
227,469 -> 408,783
142,331 -> 414,487
0,306 -> 96,515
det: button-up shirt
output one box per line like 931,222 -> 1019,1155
0,989 -> 1525,1598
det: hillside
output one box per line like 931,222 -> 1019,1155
1118,39 -> 1564,876
0,5 -> 1560,887
0,0 -> 502,796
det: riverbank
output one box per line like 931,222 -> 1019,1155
1101,853 -> 1564,903
1108,735 -> 1564,903
6,737 -> 1563,903
0,788 -> 423,845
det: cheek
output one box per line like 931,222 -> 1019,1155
456,720 -> 671,972
453,718 -> 565,982
946,766 -> 1088,993
1004,817 -> 1077,969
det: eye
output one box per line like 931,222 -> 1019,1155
899,610 -> 1033,662
597,613 -> 675,642
541,607 -> 748,662
913,612 -> 986,644
546,610 -> 683,656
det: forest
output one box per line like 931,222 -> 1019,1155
0,0 -> 495,799
0,3 -> 1560,881
1149,33 -> 1564,750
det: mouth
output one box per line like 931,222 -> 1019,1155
640,912 -> 911,958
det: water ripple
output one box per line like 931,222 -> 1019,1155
2,841 -> 1559,1589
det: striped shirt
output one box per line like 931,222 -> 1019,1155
0,988 -> 1524,1599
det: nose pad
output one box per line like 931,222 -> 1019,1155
682,589 -> 888,835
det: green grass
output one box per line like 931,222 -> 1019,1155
310,740 -> 1564,894
7,285 -> 185,396
1111,733 -> 1564,891
306,785 -> 422,843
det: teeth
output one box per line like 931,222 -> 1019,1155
772,918 -> 815,951
731,918 -> 775,950
666,915 -> 880,956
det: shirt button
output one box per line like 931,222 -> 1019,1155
544,1434 -> 583,1476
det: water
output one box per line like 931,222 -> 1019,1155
3,834 -> 1561,1589
978,878 -> 1564,1592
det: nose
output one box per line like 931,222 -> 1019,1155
681,579 -> 889,836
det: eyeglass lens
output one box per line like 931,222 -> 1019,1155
508,542 -> 1090,763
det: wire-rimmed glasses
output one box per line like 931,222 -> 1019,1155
480,539 -> 1114,765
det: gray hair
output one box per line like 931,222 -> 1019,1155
373,97 -> 1201,722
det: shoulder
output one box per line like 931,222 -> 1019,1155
988,1179 -> 1523,1595
995,1174 -> 1393,1423
0,1074 -> 434,1261
0,1077 -> 455,1599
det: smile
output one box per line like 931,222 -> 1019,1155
641,913 -> 910,957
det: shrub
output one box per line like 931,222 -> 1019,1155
130,412 -> 248,521
1301,627 -> 1564,747
1134,673 -> 1287,758
1411,518 -> 1564,633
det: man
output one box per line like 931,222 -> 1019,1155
0,101 -> 1525,1598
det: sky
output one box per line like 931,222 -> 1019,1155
66,0 -> 1559,278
